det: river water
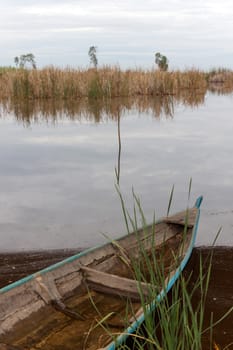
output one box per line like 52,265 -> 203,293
0,92 -> 233,251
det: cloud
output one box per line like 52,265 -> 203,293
1,0 -> 233,68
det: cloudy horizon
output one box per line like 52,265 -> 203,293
1,0 -> 233,70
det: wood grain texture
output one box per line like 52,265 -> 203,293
81,266 -> 155,301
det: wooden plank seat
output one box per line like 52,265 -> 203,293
81,266 -> 156,301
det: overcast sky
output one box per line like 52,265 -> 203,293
1,0 -> 233,69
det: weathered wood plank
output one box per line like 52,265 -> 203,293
81,266 -> 154,301
164,208 -> 197,228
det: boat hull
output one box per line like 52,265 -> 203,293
0,197 -> 202,350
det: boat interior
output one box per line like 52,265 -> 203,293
0,208 -> 197,350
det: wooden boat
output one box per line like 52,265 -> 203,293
0,196 -> 203,350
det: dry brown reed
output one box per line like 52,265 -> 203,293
206,68 -> 233,94
0,66 -> 208,100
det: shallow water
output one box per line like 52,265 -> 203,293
0,93 -> 233,250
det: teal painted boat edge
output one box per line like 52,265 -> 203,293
0,197 -> 192,295
0,225 -> 163,294
0,245 -> 101,294
0,211 -> 165,294
195,195 -> 203,209
0,196 -> 203,348
106,196 -> 203,350
0,216 -> 163,294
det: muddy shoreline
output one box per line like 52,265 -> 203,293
186,247 -> 233,349
0,249 -> 80,288
0,247 -> 232,349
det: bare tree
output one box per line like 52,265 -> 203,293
14,53 -> 37,69
88,46 -> 98,68
14,56 -> 19,68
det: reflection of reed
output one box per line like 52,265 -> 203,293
208,84 -> 233,95
115,109 -> 121,185
0,92 -> 207,125
176,90 -> 206,107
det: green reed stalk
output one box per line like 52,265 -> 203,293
113,189 -> 228,350
86,187 -> 231,350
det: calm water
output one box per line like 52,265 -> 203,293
0,93 -> 233,251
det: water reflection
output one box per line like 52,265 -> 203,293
0,91 -> 207,125
175,90 -> 206,107
115,108 -> 121,185
0,92 -> 233,250
208,83 -> 233,95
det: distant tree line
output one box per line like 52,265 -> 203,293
13,49 -> 169,71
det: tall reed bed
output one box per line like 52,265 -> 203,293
0,66 -> 208,100
206,68 -> 233,95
